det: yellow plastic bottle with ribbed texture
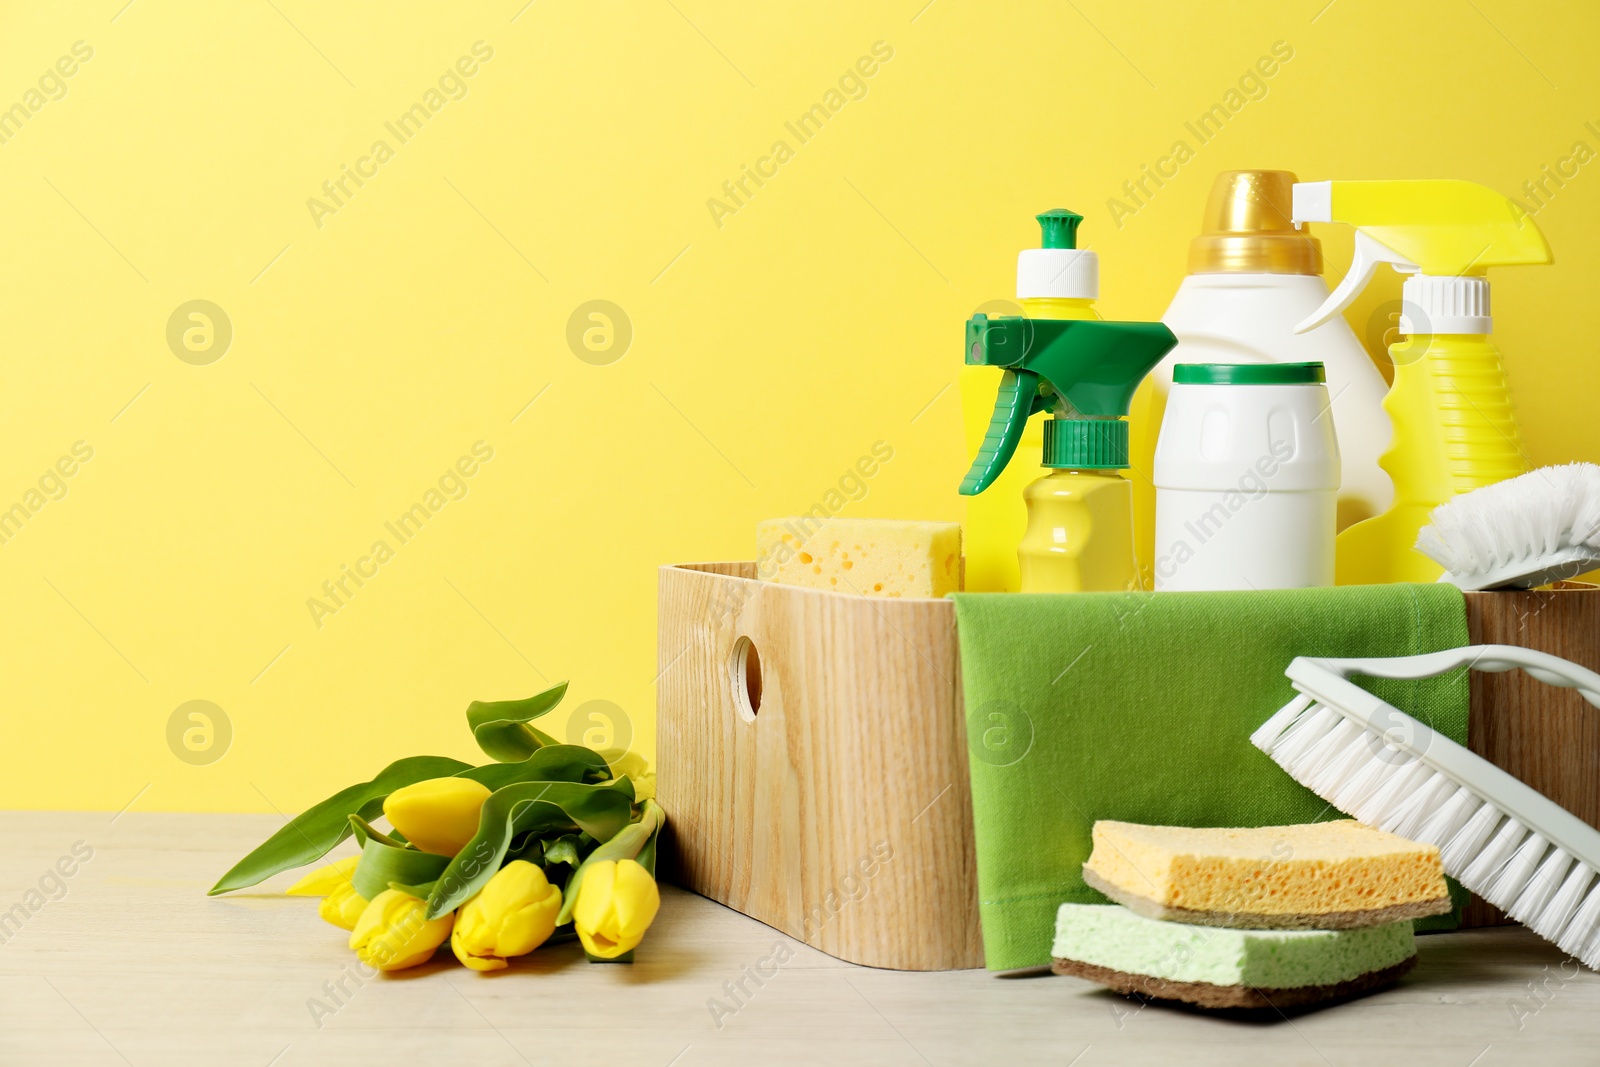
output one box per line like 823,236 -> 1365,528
1336,333 -> 1528,583
1287,178 -> 1551,585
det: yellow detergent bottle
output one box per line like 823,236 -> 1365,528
960,210 -> 1178,593
1290,180 -> 1552,584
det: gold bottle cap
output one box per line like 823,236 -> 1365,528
1188,170 -> 1322,275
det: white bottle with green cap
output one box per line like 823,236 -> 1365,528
1152,361 -> 1340,591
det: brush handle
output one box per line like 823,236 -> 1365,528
1280,655 -> 1600,953
1319,644 -> 1600,711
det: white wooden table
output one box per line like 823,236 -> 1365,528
1,811 -> 1595,1066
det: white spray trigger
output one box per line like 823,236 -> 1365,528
1295,231 -> 1420,334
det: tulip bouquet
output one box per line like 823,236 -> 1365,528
209,682 -> 666,972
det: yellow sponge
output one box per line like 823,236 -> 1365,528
756,518 -> 960,598
1083,820 -> 1451,929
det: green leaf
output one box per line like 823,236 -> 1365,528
349,815 -> 452,899
348,814 -> 408,850
505,834 -> 546,867
544,834 -> 583,868
208,754 -> 473,895
387,880 -> 439,899
458,744 -> 607,790
467,682 -> 569,762
425,780 -> 635,918
636,827 -> 659,879
556,799 -> 665,926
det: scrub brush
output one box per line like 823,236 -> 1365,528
1415,463 -> 1600,589
1251,644 -> 1600,968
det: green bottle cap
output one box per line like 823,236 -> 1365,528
1172,362 -> 1326,385
1037,209 -> 1083,250
1042,418 -> 1128,469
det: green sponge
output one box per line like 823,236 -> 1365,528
1051,904 -> 1416,1010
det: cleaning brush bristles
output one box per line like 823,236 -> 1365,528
1253,645 -> 1600,969
1416,462 -> 1600,590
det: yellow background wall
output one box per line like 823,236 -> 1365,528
2,0 -> 1595,812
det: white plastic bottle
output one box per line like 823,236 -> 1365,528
1153,362 -> 1340,591
1130,170 -> 1391,582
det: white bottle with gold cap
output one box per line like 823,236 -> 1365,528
1129,170 -> 1392,583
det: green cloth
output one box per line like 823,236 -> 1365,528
951,584 -> 1470,972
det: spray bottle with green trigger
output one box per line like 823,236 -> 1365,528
960,210 -> 1178,593
1290,179 -> 1552,584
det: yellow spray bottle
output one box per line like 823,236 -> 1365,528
961,210 -> 1104,592
1291,180 -> 1552,584
960,210 -> 1178,593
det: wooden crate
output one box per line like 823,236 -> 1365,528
655,561 -> 978,971
1460,584 -> 1600,927
656,564 -> 1600,970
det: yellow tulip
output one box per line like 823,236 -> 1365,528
573,858 -> 660,959
285,855 -> 359,897
451,860 -> 563,972
286,855 -> 369,931
383,777 -> 491,856
632,773 -> 656,804
318,882 -> 370,931
348,889 -> 454,971
600,750 -> 656,803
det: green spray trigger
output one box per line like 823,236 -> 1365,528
960,366 -> 1049,497
959,314 -> 1177,496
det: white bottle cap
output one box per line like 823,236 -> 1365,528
1017,248 -> 1099,299
1401,275 -> 1492,335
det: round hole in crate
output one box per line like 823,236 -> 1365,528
730,636 -> 763,721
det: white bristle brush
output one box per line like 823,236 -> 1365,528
1252,645 -> 1600,969
1416,462 -> 1600,590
